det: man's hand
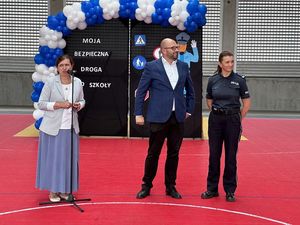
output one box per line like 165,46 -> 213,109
135,115 -> 145,125
191,40 -> 197,48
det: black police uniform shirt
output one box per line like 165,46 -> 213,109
206,72 -> 250,109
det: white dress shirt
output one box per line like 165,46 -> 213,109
162,57 -> 179,111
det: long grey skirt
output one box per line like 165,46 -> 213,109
36,129 -> 79,193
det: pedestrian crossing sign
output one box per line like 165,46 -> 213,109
134,35 -> 146,46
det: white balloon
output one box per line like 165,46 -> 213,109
136,8 -> 142,14
48,40 -> 58,49
51,35 -> 58,41
56,32 -> 63,39
109,10 -> 115,17
39,38 -> 47,46
66,20 -> 77,30
112,13 -> 119,19
169,17 -> 176,25
44,35 -> 51,41
40,26 -> 48,36
73,17 -> 79,24
33,109 -> 45,120
36,64 -> 48,74
103,14 -> 112,20
146,6 -> 155,15
102,8 -> 108,14
33,102 -> 39,110
179,11 -> 189,21
177,23 -> 185,31
48,66 -> 55,73
63,5 -> 72,15
32,72 -> 42,82
58,39 -> 66,49
78,22 -> 87,30
43,70 -> 50,76
78,12 -> 85,21
68,15 -> 74,21
135,13 -> 143,21
73,3 -> 82,11
144,16 -> 152,24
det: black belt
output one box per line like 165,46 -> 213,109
212,107 -> 240,115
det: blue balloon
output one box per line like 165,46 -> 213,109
40,46 -> 49,55
162,8 -> 171,19
81,1 -> 92,13
34,54 -> 44,64
33,82 -> 44,93
151,13 -> 160,24
46,59 -> 56,67
57,12 -> 67,20
35,118 -> 43,130
62,26 -> 71,36
55,48 -> 63,56
198,4 -> 207,15
90,0 -> 99,6
31,91 -> 40,102
47,16 -> 59,29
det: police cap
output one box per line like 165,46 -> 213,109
176,32 -> 190,44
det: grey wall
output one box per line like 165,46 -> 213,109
0,72 -> 33,107
1,0 -> 299,113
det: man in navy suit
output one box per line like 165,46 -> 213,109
135,38 -> 195,199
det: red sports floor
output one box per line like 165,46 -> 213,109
0,114 -> 299,225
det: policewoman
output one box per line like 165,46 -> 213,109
201,51 -> 251,202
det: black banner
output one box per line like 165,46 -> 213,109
64,19 -> 202,138
130,22 -> 202,138
65,20 -> 129,136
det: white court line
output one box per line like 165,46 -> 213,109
0,201 -> 291,225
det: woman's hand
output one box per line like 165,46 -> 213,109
73,102 -> 81,110
54,101 -> 72,109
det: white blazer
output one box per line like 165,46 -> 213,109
38,75 -> 85,136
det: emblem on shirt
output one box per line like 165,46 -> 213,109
230,81 -> 239,86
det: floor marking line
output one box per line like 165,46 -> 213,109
0,201 -> 291,225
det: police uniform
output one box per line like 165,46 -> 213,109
176,32 -> 199,67
205,71 -> 250,195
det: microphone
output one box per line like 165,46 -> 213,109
67,69 -> 77,75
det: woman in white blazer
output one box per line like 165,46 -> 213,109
36,55 -> 85,202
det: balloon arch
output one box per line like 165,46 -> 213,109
31,0 -> 207,129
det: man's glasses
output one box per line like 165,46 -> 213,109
164,46 -> 179,51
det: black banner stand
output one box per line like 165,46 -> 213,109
39,71 -> 91,212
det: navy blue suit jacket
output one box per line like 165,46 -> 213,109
134,58 -> 195,123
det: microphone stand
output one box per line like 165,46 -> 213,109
39,70 -> 91,212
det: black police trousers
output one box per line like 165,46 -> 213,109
142,112 -> 184,189
207,111 -> 242,193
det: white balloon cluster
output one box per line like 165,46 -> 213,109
39,25 -> 66,49
100,0 -> 120,20
33,108 -> 45,120
169,0 -> 190,31
135,0 -> 156,24
63,3 -> 87,30
32,65 -> 56,83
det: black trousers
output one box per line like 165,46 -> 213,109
142,112 -> 184,189
207,111 -> 242,193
